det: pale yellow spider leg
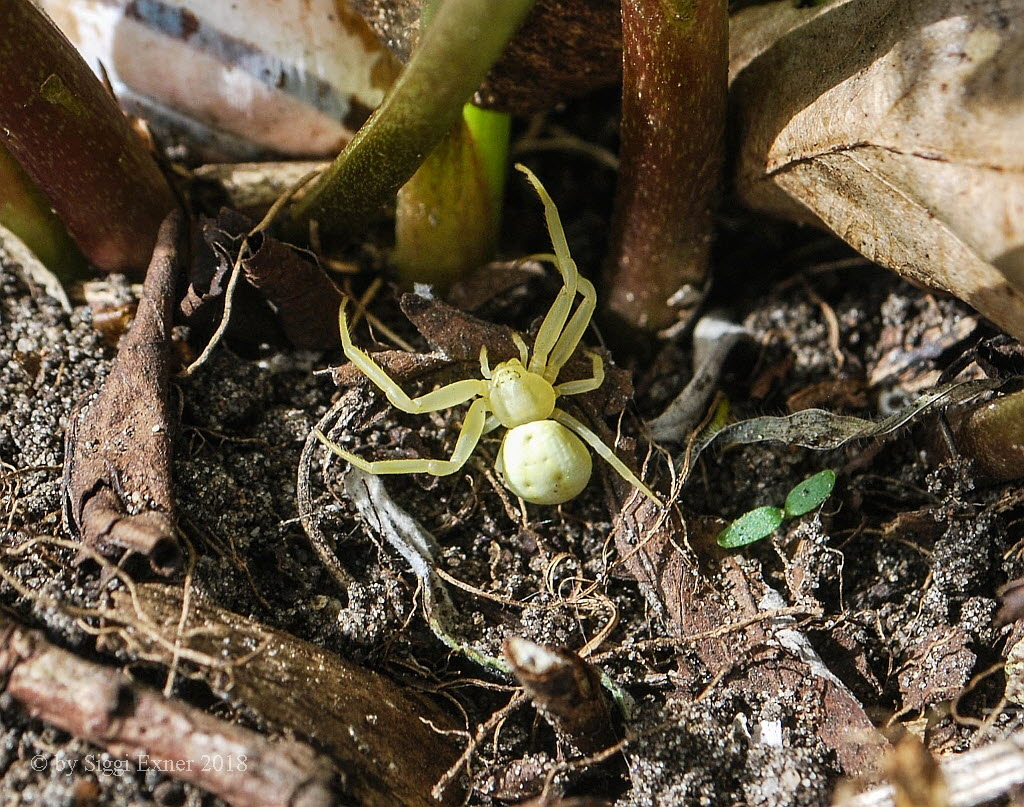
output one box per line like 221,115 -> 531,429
546,274 -> 597,380
483,414 -> 502,434
517,166 -> 576,291
551,409 -> 662,505
339,302 -> 487,413
479,346 -> 492,379
525,251 -> 578,374
554,351 -> 604,397
518,165 -> 599,379
315,399 -> 489,477
512,333 -> 530,366
517,163 -> 582,373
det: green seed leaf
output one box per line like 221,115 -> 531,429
717,506 -> 784,549
784,470 -> 837,518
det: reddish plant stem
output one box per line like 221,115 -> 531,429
0,141 -> 86,280
601,0 -> 728,339
0,0 -> 177,274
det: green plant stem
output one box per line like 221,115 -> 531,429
601,0 -> 728,340
462,104 -> 511,218
0,142 -> 87,282
0,0 -> 177,274
392,104 -> 509,289
290,0 -> 535,242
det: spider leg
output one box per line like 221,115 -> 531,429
551,409 -> 662,505
316,399 -> 489,477
546,274 -> 597,380
483,414 -> 502,434
527,251 -> 578,373
518,164 -> 585,374
479,346 -> 492,379
339,302 -> 487,413
554,351 -> 604,397
512,333 -> 530,366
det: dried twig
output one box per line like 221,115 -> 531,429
836,731 -> 1024,807
0,612 -> 340,807
102,583 -> 464,807
505,637 -> 618,756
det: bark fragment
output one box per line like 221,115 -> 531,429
102,583 -> 464,807
63,211 -> 184,574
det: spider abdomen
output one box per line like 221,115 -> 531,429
496,420 -> 592,505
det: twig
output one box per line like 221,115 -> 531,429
432,691 -> 529,800
836,730 -> 1024,807
0,612 -> 340,807
504,637 -> 618,756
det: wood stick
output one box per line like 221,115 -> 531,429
0,613 -> 340,807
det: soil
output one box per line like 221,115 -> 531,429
2,107 -> 1023,806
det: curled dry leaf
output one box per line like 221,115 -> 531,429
63,212 -> 184,575
731,0 -> 1024,339
186,209 -> 344,351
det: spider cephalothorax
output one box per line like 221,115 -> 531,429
316,165 -> 660,506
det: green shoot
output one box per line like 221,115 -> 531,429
784,470 -> 837,518
717,470 -> 837,549
0,142 -> 87,282
290,0 -> 534,243
392,103 -> 510,290
717,506 -> 784,549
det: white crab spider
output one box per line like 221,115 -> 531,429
315,165 -> 661,507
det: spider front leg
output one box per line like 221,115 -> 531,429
339,302 -> 487,414
552,408 -> 662,505
316,399 -> 489,477
517,165 -> 583,374
517,165 -> 598,381
554,351 -> 604,397
546,273 -> 596,379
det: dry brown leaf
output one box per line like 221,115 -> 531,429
731,0 -> 1024,339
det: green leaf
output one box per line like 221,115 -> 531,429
717,506 -> 784,549
784,470 -> 836,518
